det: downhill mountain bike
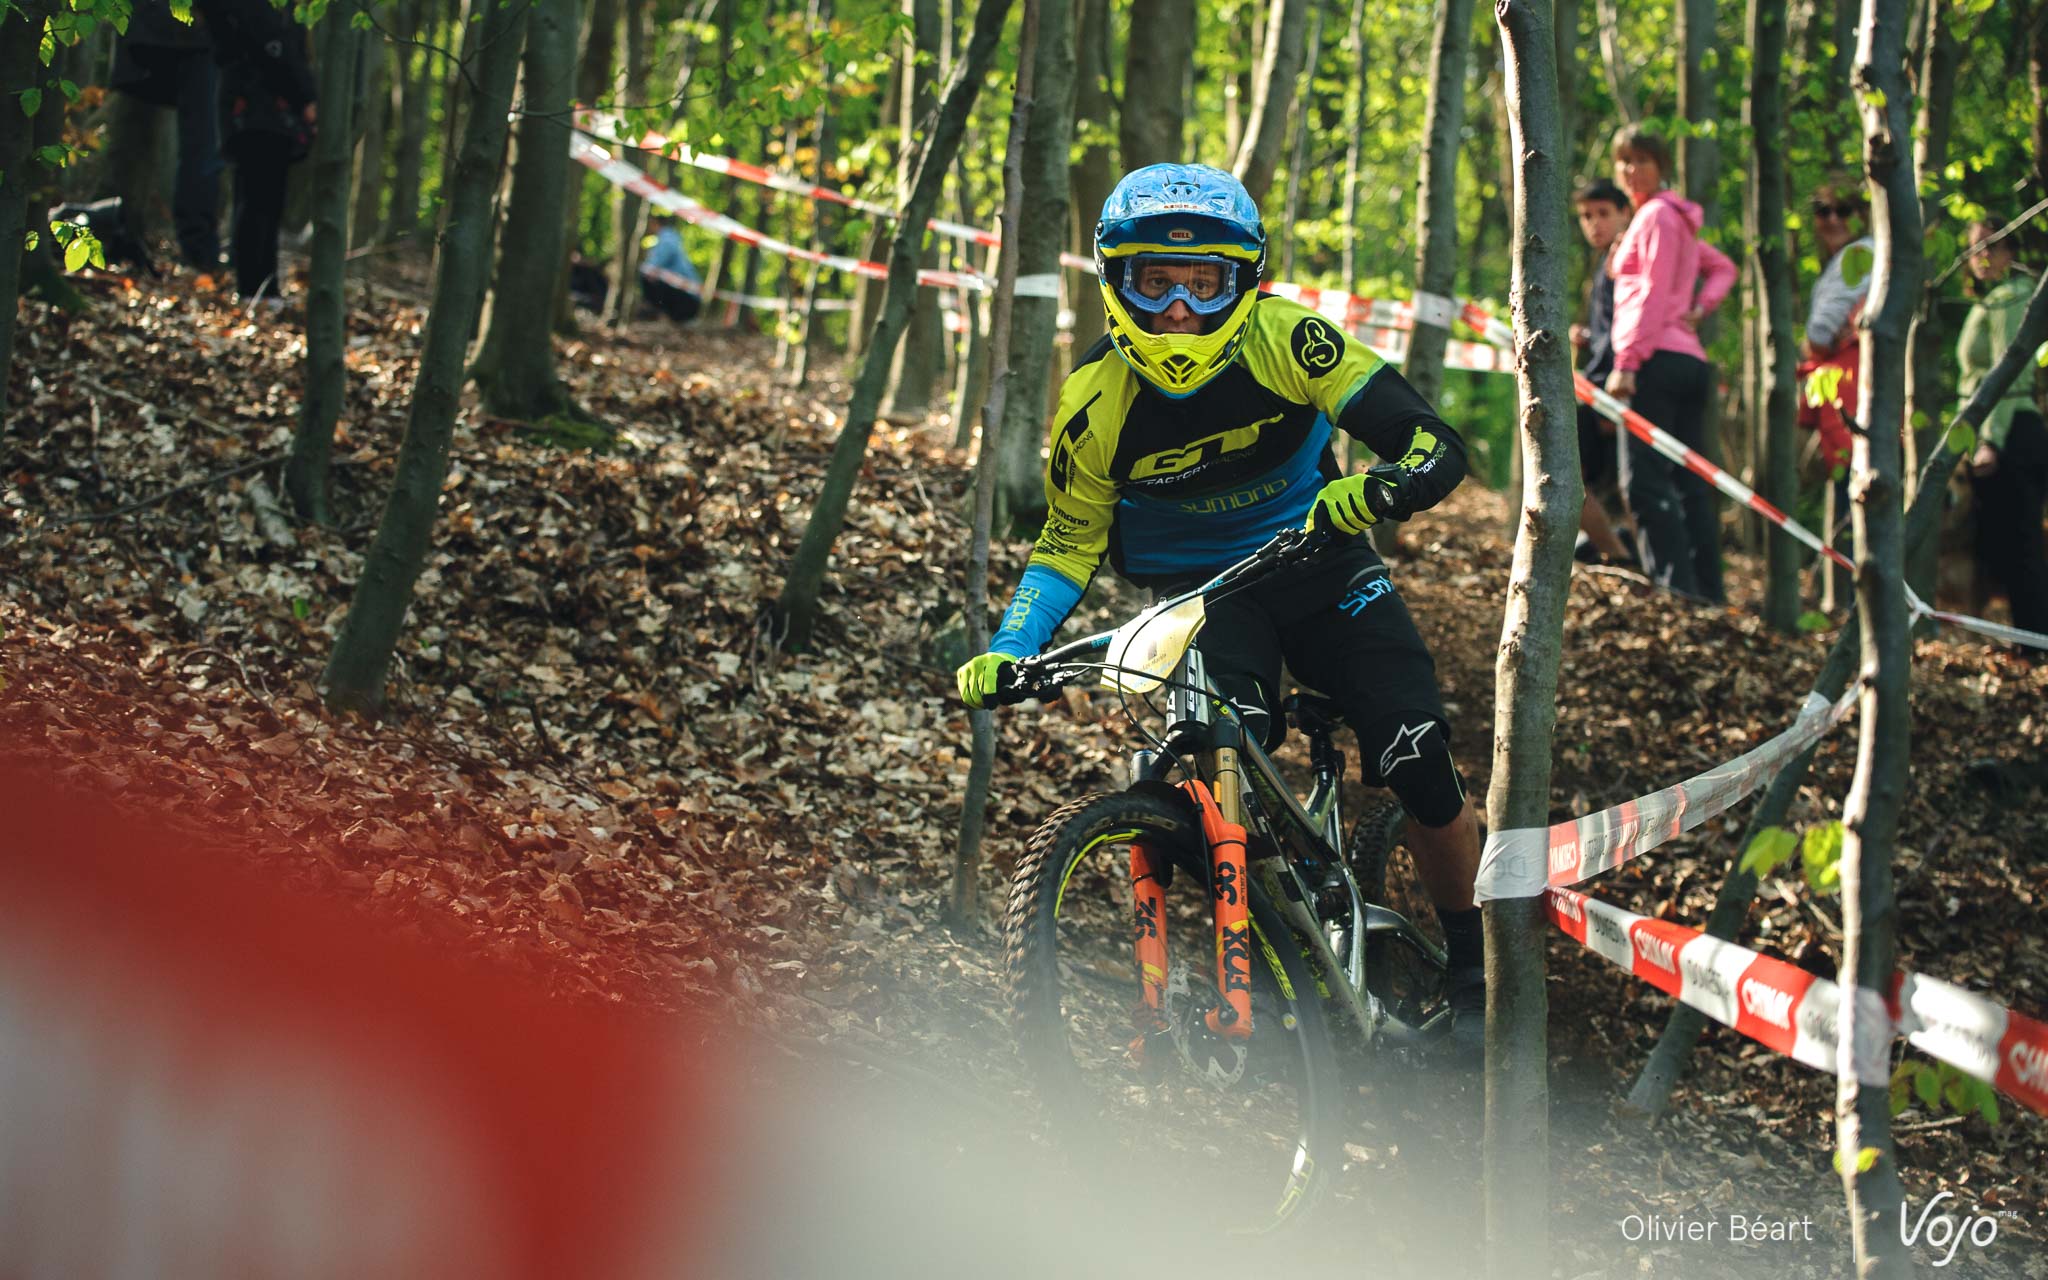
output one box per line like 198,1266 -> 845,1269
994,528 -> 1454,1229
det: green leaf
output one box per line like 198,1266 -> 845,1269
292,598 -> 311,620
1914,1063 -> 1940,1109
63,235 -> 90,272
1945,421 -> 1977,455
58,79 -> 78,102
1977,1089 -> 2000,1126
1741,826 -> 1799,878
349,8 -> 372,27
1797,610 -> 1833,634
1801,821 -> 1845,895
1944,1071 -> 1971,1112
20,87 -> 41,118
22,228 -> 38,252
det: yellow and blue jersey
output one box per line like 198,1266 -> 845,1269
991,297 -> 1467,658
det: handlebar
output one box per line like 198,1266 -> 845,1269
985,526 -> 1347,708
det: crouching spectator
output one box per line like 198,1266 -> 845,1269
639,213 -> 702,324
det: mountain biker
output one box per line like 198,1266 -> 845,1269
953,163 -> 1487,1049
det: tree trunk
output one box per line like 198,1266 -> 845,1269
954,0 -> 1038,930
1066,0 -> 1117,357
2035,6 -> 2048,194
1677,0 -> 1719,227
602,0 -> 649,326
1485,4 -> 1570,1274
774,0 -> 1017,652
1627,267 -> 2048,1118
1407,0 -> 1475,407
885,0 -> 949,421
433,0 -> 483,253
1277,0 -> 1325,280
381,0 -> 431,242
1553,0 -> 1579,179
322,0 -> 530,712
470,0 -> 585,423
1120,0 -> 1194,168
1838,1 -> 1918,1270
0,0 -> 55,428
1592,0 -> 1637,123
1230,0 -> 1309,205
349,35 -> 390,250
994,0 -> 1076,531
102,92 -> 166,244
1902,0 -> 1958,612
1339,0 -> 1367,297
289,2 -> 369,525
1748,0 -> 1802,632
556,0 -> 619,336
793,45 -> 838,384
846,41 -> 903,363
1464,25 -> 1506,300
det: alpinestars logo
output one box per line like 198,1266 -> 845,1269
1378,721 -> 1433,776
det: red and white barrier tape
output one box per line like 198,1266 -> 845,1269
1548,885 -> 2048,1111
1475,690 -> 1858,903
574,134 -> 990,293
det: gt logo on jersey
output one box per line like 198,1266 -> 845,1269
1290,316 -> 1342,376
1130,419 -> 1271,479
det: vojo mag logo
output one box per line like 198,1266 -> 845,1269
1740,977 -> 1796,1030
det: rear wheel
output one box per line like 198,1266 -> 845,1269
1003,788 -> 1346,1229
1345,799 -> 1447,1029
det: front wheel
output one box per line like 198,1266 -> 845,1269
1002,788 -> 1347,1229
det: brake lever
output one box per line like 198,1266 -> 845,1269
991,661 -> 1062,707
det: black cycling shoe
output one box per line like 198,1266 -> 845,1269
1444,966 -> 1485,1062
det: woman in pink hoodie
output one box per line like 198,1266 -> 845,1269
1604,126 -> 1739,602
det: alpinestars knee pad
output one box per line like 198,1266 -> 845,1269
1361,714 -> 1465,828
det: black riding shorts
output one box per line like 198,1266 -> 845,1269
1171,542 -> 1450,787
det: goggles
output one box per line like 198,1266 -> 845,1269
1113,253 -> 1241,316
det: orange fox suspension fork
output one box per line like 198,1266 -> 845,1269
1130,841 -> 1170,1023
1185,766 -> 1254,1039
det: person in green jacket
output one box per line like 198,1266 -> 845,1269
1959,218 -> 2048,636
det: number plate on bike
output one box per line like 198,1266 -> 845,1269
1101,596 -> 1207,694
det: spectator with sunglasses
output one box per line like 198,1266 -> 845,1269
1604,126 -> 1738,602
1796,179 -> 1874,475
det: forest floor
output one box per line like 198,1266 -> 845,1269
6,259 -> 2048,1278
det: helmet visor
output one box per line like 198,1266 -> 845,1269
1114,253 -> 1241,316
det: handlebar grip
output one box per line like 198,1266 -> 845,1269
987,661 -> 1043,708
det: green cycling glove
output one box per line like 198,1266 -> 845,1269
955,652 -> 1014,709
1306,470 -> 1399,536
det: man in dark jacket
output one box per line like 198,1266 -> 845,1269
110,0 -> 222,270
195,0 -> 316,301
1571,179 -> 1636,565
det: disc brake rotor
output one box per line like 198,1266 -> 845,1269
1163,962 -> 1249,1090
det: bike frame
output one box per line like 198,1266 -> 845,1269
1017,532 -> 1450,1047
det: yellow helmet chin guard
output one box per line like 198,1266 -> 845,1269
1099,275 -> 1260,399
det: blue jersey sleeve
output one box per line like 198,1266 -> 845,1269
989,563 -> 1087,658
